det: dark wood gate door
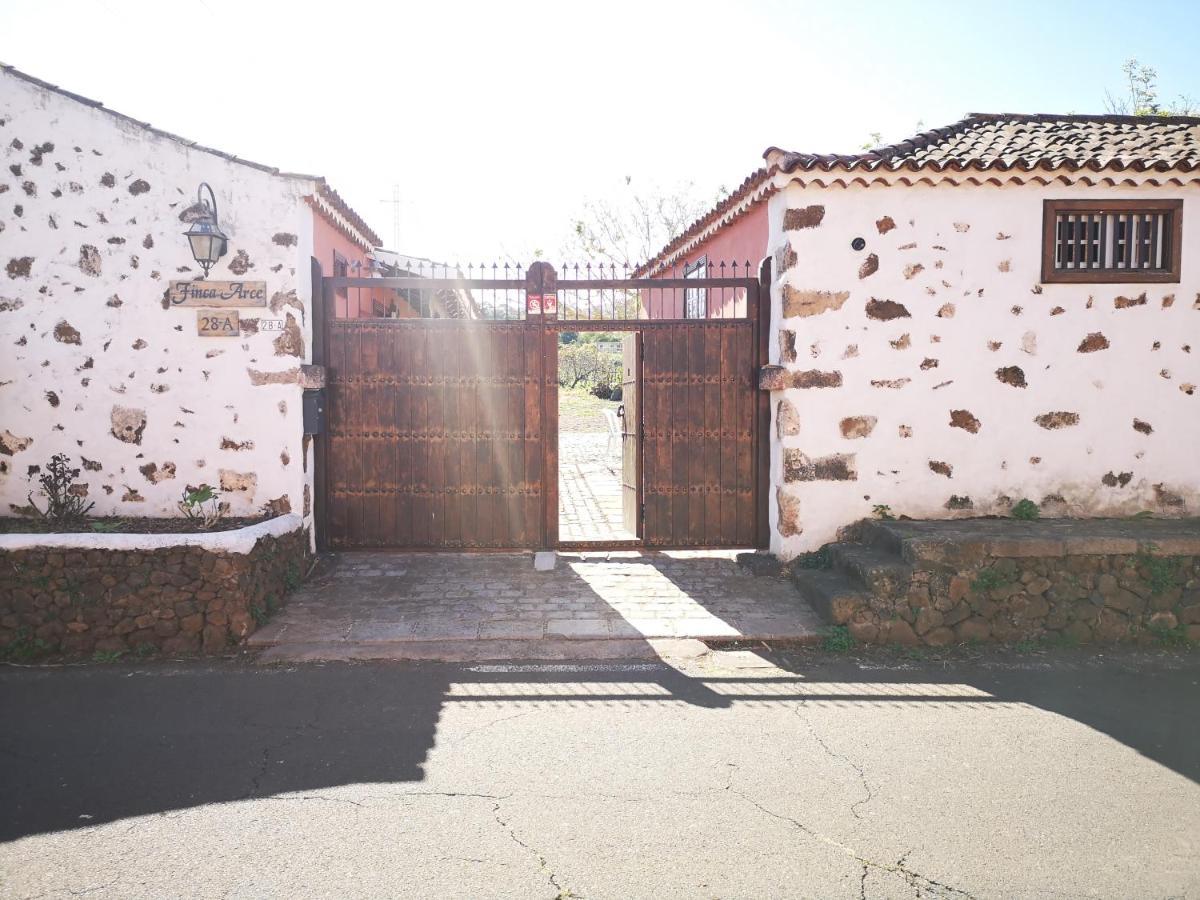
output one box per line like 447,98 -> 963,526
318,262 -> 767,552
620,333 -> 641,538
326,318 -> 551,549
641,320 -> 757,547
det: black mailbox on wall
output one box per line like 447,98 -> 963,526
302,389 -> 326,435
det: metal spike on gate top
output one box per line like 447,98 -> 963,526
719,260 -> 726,276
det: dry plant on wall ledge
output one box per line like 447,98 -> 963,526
27,454 -> 95,524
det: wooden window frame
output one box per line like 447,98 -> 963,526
333,251 -> 350,298
1041,199 -> 1182,284
683,255 -> 708,318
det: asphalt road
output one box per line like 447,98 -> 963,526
1,648 -> 1198,899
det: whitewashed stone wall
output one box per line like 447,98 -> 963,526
0,69 -> 318,529
767,175 -> 1200,558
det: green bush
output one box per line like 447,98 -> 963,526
1011,499 -> 1040,521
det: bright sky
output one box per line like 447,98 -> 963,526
3,0 -> 1197,262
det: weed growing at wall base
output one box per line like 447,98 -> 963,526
970,568 -> 1010,592
0,627 -> 53,661
822,625 -> 855,653
1136,546 -> 1180,595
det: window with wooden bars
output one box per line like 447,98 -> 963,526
1041,199 -> 1182,283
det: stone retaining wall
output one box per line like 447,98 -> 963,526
863,554 -> 1200,646
0,518 -> 309,658
839,521 -> 1200,646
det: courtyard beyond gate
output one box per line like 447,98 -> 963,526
315,261 -> 770,552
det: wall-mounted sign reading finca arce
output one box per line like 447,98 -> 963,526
183,182 -> 229,276
167,281 -> 267,307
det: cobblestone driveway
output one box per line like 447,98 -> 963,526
558,432 -> 632,542
250,551 -> 821,658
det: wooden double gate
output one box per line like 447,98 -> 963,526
313,262 -> 769,551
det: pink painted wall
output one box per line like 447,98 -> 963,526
645,204 -> 768,318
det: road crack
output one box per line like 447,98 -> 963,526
492,799 -> 576,899
725,769 -> 973,899
793,704 -> 874,820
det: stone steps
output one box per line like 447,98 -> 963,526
788,568 -> 874,626
826,542 -> 914,597
789,530 -> 914,627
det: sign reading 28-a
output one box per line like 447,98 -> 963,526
197,310 -> 240,337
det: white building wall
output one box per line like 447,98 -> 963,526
767,174 -> 1200,558
1,69 -> 317,530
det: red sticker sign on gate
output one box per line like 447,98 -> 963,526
524,262 -> 558,318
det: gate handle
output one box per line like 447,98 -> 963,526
616,405 -> 625,418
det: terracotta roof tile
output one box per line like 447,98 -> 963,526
635,168 -> 773,275
768,112 -> 1200,174
643,113 -> 1200,274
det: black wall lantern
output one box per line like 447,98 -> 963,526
183,182 -> 228,276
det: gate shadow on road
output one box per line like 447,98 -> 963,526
1,651 -> 1195,842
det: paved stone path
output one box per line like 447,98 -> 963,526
558,432 -> 632,542
250,551 -> 822,661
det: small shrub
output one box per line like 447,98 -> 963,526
284,563 -> 302,591
609,384 -> 623,401
970,568 -> 1009,592
590,382 -> 613,400
178,484 -> 226,528
822,625 -> 855,653
250,604 -> 268,626
1011,499 -> 1040,521
872,504 -> 894,520
27,453 -> 95,523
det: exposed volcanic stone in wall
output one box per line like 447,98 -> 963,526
778,329 -> 797,364
782,286 -> 848,318
865,298 -> 910,320
784,450 -> 856,482
1035,411 -> 1080,430
0,528 -> 309,658
783,205 -> 825,230
776,487 -> 802,537
790,370 -> 843,389
995,366 -> 1026,388
776,399 -> 801,437
839,416 -> 877,439
774,244 -> 797,274
948,409 -> 981,434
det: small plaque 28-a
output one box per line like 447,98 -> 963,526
168,280 -> 267,307
197,309 -> 240,337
